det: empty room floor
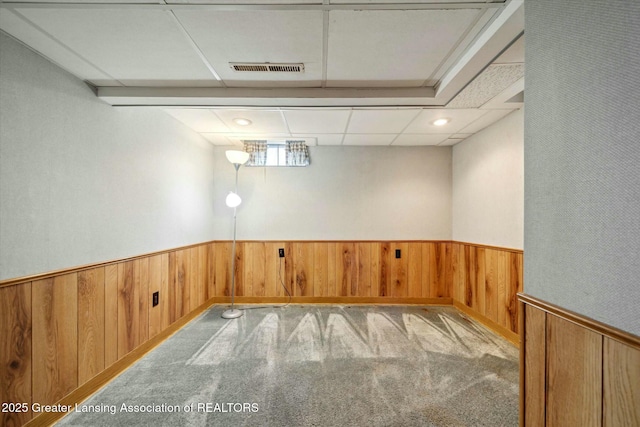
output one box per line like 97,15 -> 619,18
58,305 -> 519,426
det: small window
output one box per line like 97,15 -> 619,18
265,144 -> 287,166
244,140 -> 310,167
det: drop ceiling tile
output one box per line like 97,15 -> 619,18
173,11 -> 323,86
164,109 -> 229,133
0,9 -> 117,84
342,134 -> 396,146
200,134 -> 234,146
283,110 -> 351,133
392,134 -> 449,146
438,138 -> 465,146
16,8 -> 219,85
326,9 -> 479,87
211,110 -> 290,134
224,133 -> 292,145
403,109 -> 488,134
292,134 -> 344,146
347,109 -> 421,133
457,109 -> 514,134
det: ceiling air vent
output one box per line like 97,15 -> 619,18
230,63 -> 304,73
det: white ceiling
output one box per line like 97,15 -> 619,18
0,0 -> 524,146
165,106 -> 516,146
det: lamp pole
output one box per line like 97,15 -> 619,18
222,150 -> 249,319
223,163 -> 243,319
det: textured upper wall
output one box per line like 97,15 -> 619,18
0,30 -> 454,280
452,109 -> 523,249
210,145 -> 452,241
0,32 -> 216,280
525,1 -> 640,335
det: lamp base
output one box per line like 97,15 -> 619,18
221,308 -> 244,319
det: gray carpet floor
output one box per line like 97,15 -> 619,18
58,305 -> 519,426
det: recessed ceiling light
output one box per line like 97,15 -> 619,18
233,118 -> 252,126
432,118 -> 450,126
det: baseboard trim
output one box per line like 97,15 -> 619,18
453,300 -> 520,347
23,297 -> 217,427
215,296 -> 453,305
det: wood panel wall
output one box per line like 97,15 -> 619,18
452,242 -> 523,343
223,241 -> 454,300
0,283 -> 31,427
519,294 -> 640,427
0,244 -> 219,427
0,240 -> 520,427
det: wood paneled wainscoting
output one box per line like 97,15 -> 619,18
519,294 -> 640,427
0,243 -> 219,427
0,240 -> 521,427
451,242 -> 523,345
228,241 -> 454,302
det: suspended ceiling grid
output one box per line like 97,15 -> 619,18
0,0 -> 524,145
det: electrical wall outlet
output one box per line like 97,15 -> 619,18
152,291 -> 159,307
279,248 -> 285,258
395,249 -> 401,259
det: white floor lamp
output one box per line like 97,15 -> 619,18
222,149 -> 250,319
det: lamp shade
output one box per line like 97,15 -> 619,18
225,150 -> 250,165
225,191 -> 242,208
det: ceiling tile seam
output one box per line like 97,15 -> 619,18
209,110 -> 232,133
7,8 -> 124,86
436,138 -> 456,146
340,110 -> 354,145
321,9 -> 329,88
205,109 -> 230,133
435,135 -> 451,147
420,8 -> 488,88
378,108 -> 427,146
387,108 -> 423,146
392,133 -> 449,147
394,108 -> 425,136
454,108 -> 493,134
388,133 -> 401,146
167,10 -> 225,86
279,110 -> 293,137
